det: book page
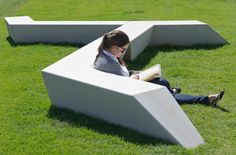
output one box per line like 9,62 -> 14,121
138,64 -> 161,81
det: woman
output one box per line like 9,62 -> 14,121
94,30 -> 224,105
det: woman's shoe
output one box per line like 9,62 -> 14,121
210,90 -> 225,106
172,87 -> 181,94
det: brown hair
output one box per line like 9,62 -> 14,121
95,30 -> 130,65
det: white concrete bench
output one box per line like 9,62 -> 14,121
5,16 -> 228,148
5,16 -> 125,44
5,16 -> 228,61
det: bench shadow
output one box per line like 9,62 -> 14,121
6,37 -> 85,48
47,105 -> 172,146
126,45 -> 225,70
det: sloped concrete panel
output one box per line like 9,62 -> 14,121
134,89 -> 204,148
150,24 -> 228,46
42,69 -> 203,148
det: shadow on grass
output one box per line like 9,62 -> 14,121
6,37 -> 85,48
213,105 -> 230,112
127,45 -> 225,70
47,105 -> 172,146
198,103 -> 230,113
127,45 -> 230,113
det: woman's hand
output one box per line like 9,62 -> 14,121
130,74 -> 139,80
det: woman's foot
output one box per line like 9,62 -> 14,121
172,87 -> 181,94
208,91 -> 225,106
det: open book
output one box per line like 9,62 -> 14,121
138,64 -> 161,81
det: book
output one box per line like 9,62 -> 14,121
138,64 -> 161,81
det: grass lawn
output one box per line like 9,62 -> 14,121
0,0 -> 236,154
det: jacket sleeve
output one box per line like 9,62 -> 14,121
105,61 -> 127,76
94,57 -> 128,77
94,52 -> 129,77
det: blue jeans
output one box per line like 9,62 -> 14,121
149,77 -> 209,104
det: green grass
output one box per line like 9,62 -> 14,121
0,0 -> 26,17
1,0 -> 236,154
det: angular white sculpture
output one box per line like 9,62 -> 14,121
5,16 -> 228,148
5,16 -> 228,61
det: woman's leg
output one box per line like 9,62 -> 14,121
173,93 -> 209,104
149,77 -> 173,93
149,77 -> 210,104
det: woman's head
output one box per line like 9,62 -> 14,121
98,30 -> 130,58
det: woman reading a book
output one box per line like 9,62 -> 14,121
93,30 -> 224,105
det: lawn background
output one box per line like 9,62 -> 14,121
0,0 -> 236,154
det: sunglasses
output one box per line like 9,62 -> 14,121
116,46 -> 127,53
